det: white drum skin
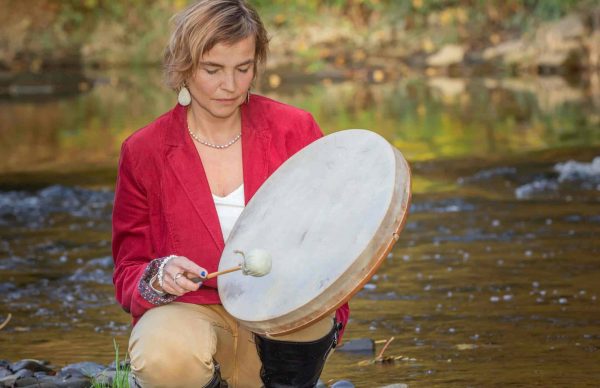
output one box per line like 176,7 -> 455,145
218,129 -> 411,335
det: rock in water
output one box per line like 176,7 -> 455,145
331,380 -> 355,388
338,338 -> 375,354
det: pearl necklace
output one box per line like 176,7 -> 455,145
188,127 -> 241,149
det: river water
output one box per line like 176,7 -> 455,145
1,68 -> 599,387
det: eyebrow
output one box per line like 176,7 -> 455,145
200,59 -> 255,68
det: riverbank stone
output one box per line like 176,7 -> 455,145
20,383 -> 59,388
55,376 -> 90,388
0,374 -> 18,387
107,359 -> 130,370
128,374 -> 138,388
14,369 -> 33,379
0,360 -> 111,388
0,358 -> 374,387
59,361 -> 104,378
13,376 -> 38,386
93,369 -> 122,386
19,382 -> 59,388
10,359 -> 53,373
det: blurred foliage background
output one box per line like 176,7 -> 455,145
1,0 -> 598,72
1,0 -> 598,174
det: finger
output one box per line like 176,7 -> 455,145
185,273 -> 205,284
175,276 -> 202,292
162,270 -> 188,295
164,256 -> 188,273
167,269 -> 200,292
164,257 -> 206,290
173,270 -> 202,292
163,277 -> 187,296
171,257 -> 208,280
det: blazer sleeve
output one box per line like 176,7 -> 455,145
111,140 -> 156,318
291,113 -> 351,341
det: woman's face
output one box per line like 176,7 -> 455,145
187,35 -> 256,121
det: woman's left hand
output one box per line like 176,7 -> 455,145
156,255 -> 207,296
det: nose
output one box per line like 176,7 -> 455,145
220,70 -> 236,92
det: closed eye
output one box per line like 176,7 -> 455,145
205,68 -> 219,75
238,67 -> 251,73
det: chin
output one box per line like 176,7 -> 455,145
209,106 -> 240,119
196,100 -> 240,119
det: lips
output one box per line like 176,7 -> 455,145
214,97 -> 239,103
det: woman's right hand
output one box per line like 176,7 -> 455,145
153,255 -> 207,296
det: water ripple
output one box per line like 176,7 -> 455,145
410,198 -> 476,214
0,185 -> 114,228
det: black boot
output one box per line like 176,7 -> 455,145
203,361 -> 228,388
255,320 -> 342,388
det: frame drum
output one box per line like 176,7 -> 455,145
218,129 -> 411,335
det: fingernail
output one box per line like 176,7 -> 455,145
200,270 -> 207,277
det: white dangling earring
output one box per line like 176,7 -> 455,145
178,85 -> 191,106
245,90 -> 250,104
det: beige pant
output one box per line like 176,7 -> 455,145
129,303 -> 333,388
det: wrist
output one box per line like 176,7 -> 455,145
138,257 -> 178,306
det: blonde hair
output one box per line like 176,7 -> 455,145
164,0 -> 269,90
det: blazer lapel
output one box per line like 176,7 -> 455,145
165,105 -> 225,250
162,101 -> 271,252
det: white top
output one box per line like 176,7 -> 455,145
212,184 -> 245,241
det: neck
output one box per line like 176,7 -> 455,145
187,105 -> 242,143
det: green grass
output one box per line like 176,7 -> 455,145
90,339 -> 131,388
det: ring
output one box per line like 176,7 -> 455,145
173,272 -> 184,284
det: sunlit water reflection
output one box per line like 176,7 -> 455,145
1,68 -> 599,386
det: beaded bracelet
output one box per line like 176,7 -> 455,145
157,255 -> 177,289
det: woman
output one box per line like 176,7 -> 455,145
111,1 -> 350,387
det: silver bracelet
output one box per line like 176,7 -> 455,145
158,255 -> 177,289
149,274 -> 167,296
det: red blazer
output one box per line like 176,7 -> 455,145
112,95 -> 349,337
